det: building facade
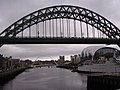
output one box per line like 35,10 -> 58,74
58,56 -> 65,64
70,54 -> 81,64
0,54 -> 33,72
81,46 -> 120,63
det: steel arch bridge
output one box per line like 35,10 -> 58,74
0,5 -> 120,45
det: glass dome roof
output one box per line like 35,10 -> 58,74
81,46 -> 119,57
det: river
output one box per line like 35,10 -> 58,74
0,67 -> 87,90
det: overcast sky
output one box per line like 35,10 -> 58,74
0,0 -> 120,61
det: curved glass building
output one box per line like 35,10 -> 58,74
81,46 -> 120,62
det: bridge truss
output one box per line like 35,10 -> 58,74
0,5 -> 120,45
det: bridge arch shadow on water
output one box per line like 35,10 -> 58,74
0,5 -> 120,46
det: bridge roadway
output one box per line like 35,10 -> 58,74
0,37 -> 119,44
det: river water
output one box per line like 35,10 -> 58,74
0,67 -> 87,90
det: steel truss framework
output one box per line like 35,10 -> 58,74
0,5 -> 120,40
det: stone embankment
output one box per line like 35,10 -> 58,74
0,67 -> 30,83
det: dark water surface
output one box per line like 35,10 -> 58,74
0,67 -> 87,90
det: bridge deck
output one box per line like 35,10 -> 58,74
0,37 -> 119,44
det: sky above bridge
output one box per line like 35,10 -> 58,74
0,0 -> 120,60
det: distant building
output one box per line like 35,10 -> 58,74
11,59 -> 21,68
0,55 -> 13,70
58,56 -> 65,64
25,59 -> 33,67
0,54 -> 33,71
71,54 -> 80,64
81,46 -> 120,63
0,54 -> 5,70
76,54 -> 81,63
20,60 -> 26,67
33,60 -> 41,65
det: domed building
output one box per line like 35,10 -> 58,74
78,46 -> 120,73
81,46 -> 120,63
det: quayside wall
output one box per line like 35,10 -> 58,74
0,67 -> 29,83
87,75 -> 120,90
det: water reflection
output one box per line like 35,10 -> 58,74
0,67 -> 87,90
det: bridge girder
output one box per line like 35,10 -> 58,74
0,37 -> 119,44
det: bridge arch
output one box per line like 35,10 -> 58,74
0,5 -> 120,41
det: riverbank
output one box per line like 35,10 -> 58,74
56,65 -> 101,74
0,67 -> 30,84
56,65 -> 73,69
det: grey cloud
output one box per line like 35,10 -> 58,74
0,44 -> 91,60
87,0 -> 120,28
1,0 -> 120,31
